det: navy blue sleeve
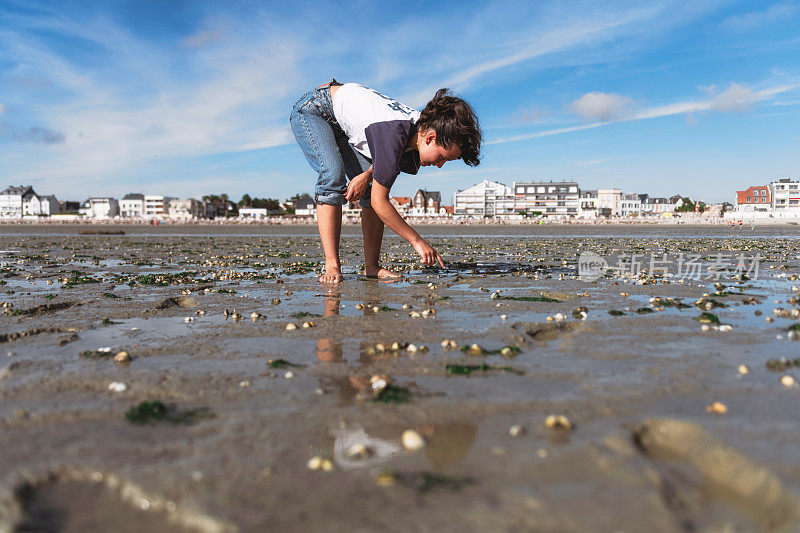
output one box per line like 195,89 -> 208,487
364,120 -> 416,189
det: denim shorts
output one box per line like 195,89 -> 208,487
289,84 -> 372,207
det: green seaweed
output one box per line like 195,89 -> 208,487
371,384 -> 412,404
445,363 -> 524,376
80,349 -> 114,359
44,294 -> 56,300
766,357 -> 800,371
496,295 -> 560,302
101,318 -> 119,326
414,472 -> 475,494
696,312 -> 720,324
636,307 -> 654,314
267,359 -> 306,368
608,310 -> 625,316
124,400 -> 212,424
102,292 -> 121,299
291,311 -> 321,319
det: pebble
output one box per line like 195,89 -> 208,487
402,304 -> 411,309
108,381 -> 127,393
500,314 -> 507,320
401,429 -> 425,451
307,456 -> 323,470
239,380 -> 250,387
509,424 -> 525,437
441,339 -> 458,349
113,351 -> 130,364
284,371 -> 295,379
184,317 -> 194,323
545,414 -> 572,431
370,375 -> 390,392
718,324 -> 733,332
250,312 -> 261,319
781,375 -> 796,387
196,310 -> 205,316
738,364 -> 750,375
346,444 -> 372,460
705,401 -> 728,414
285,323 -> 297,331
375,471 -> 396,487
406,344 -> 418,353
409,311 -> 421,318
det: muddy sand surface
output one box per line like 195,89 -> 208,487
1,224 -> 799,532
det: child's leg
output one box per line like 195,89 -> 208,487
361,205 -> 400,279
290,89 -> 348,283
317,203 -> 343,282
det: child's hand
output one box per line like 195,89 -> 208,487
412,238 -> 445,268
344,172 -> 370,202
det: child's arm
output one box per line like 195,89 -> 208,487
344,166 -> 373,202
370,180 -> 444,267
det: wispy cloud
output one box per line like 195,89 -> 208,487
568,92 -> 635,122
721,2 -> 797,31
577,158 -> 611,166
490,81 -> 800,145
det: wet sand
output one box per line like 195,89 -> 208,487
1,224 -> 799,532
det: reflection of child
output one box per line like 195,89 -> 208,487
290,80 -> 482,283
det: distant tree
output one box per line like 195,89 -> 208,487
239,194 -> 253,207
202,194 -> 220,203
289,193 -> 313,205
251,197 -> 281,211
220,193 -> 229,202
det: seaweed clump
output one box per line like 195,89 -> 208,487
124,400 -> 212,424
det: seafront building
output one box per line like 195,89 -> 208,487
119,193 -> 145,218
80,197 -> 119,219
513,180 -> 580,217
453,180 -> 515,218
769,179 -> 800,214
0,186 -> 61,218
168,198 -> 205,219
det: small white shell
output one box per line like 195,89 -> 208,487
401,429 -> 425,451
108,381 -> 127,393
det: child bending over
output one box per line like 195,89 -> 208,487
290,80 -> 481,283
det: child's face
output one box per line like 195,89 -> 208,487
417,129 -> 462,168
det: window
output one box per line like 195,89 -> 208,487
548,187 -> 555,193
537,187 -> 545,193
791,185 -> 799,190
746,197 -> 752,202
569,186 -> 577,192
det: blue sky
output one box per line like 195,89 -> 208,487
0,0 -> 798,204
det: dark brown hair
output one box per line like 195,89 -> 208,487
417,88 -> 482,167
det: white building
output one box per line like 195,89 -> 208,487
239,207 -> 269,220
119,193 -> 145,218
454,180 -> 515,218
513,180 -> 579,218
144,195 -> 171,218
80,197 -> 119,219
596,189 -> 623,217
620,193 -> 641,217
577,190 -> 599,218
0,186 -> 34,218
168,198 -> 205,219
640,196 -> 678,216
769,178 -> 800,215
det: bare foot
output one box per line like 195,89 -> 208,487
319,265 -> 343,283
364,265 -> 402,280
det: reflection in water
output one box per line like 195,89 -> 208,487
331,422 -> 478,471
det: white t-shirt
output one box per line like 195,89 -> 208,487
332,83 -> 421,188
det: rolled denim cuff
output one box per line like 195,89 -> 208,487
314,192 -> 346,206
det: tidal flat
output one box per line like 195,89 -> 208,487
1,224 -> 799,532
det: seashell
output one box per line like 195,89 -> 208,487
490,291 -> 501,300
620,292 -> 629,297
251,312 -> 261,319
184,317 -> 194,323
441,339 -> 458,349
781,375 -> 796,387
500,314 -> 507,320
375,471 -> 396,486
372,306 -> 380,313
196,310 -> 205,316
113,351 -> 130,364
545,414 -> 572,431
370,374 -> 390,391
508,424 -> 525,437
406,344 -> 418,353
409,311 -> 421,318
239,380 -> 250,387
401,429 -> 425,451
307,456 -> 323,470
284,371 -> 294,379
738,364 -> 750,375
355,304 -> 365,310
285,323 -> 297,331
427,283 -> 437,290
402,304 -> 411,309
705,401 -> 727,414
302,321 -> 314,328
718,324 -> 733,332
346,444 -> 372,460
108,381 -> 127,393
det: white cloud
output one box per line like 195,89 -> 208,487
569,92 -> 635,122
490,81 -> 800,145
709,83 -> 760,112
721,2 -> 797,31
